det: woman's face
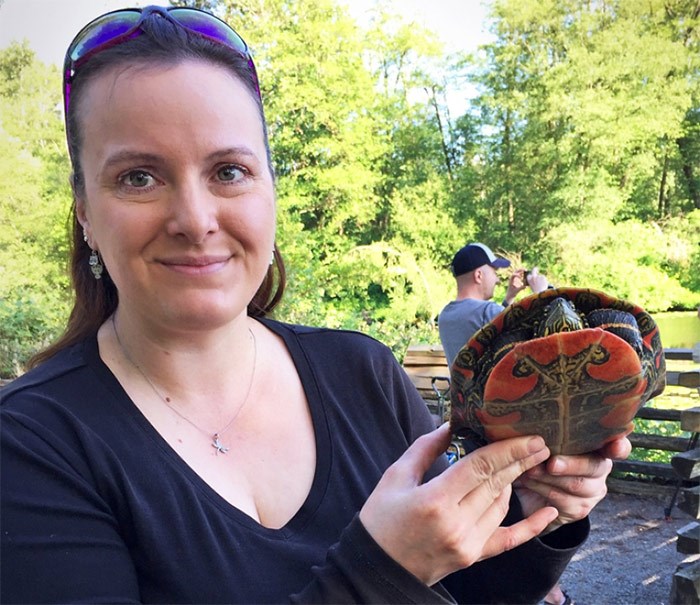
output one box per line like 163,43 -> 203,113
75,60 -> 276,333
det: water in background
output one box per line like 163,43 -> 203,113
653,311 -> 700,349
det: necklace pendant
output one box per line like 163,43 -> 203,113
211,434 -> 230,455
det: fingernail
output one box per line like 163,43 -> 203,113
550,457 -> 565,473
528,436 -> 546,453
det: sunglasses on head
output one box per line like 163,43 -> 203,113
63,5 -> 260,116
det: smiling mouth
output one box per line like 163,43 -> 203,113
159,255 -> 231,275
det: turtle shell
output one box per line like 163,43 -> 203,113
449,288 -> 666,455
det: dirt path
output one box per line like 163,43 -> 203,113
555,490 -> 699,605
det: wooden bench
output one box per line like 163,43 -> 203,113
401,344 -> 451,425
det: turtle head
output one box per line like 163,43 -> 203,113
536,298 -> 584,337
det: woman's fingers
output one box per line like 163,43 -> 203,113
547,450 -> 614,478
522,451 -> 612,495
479,504 -> 559,561
378,423 -> 454,489
403,422 -> 454,482
454,440 -> 555,556
449,436 -> 551,508
360,429 -> 554,585
516,448 -> 616,529
598,436 -> 632,461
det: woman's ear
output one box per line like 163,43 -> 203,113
73,177 -> 92,244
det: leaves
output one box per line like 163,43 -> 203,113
0,1 -> 698,376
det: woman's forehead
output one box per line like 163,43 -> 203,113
78,60 -> 266,152
82,58 -> 255,108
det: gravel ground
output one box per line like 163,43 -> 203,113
555,490 -> 699,605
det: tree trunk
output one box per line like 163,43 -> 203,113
658,149 -> 669,216
678,135 -> 700,210
426,86 -> 454,183
682,162 -> 700,210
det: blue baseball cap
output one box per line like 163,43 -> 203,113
451,243 -> 510,276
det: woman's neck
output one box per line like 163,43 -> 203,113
102,310 -> 258,408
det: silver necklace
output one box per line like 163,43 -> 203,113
111,315 -> 257,455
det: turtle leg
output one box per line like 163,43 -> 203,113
587,308 -> 643,354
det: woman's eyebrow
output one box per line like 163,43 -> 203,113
100,147 -> 260,170
206,146 -> 258,161
102,150 -> 164,169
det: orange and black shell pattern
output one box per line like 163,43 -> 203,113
449,288 -> 666,455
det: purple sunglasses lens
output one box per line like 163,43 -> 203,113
170,9 -> 249,54
68,12 -> 141,63
64,7 -> 260,116
169,9 -> 260,95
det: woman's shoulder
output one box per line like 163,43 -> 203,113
259,318 -> 393,356
0,339 -> 91,407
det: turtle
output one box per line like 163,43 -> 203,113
449,288 -> 666,456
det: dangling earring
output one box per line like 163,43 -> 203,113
89,249 -> 104,280
269,249 -> 275,266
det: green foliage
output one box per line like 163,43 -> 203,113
1,1 -> 699,377
539,216 -> 699,310
0,42 -> 72,373
0,292 -> 66,377
0,39 -> 34,97
462,0 -> 699,251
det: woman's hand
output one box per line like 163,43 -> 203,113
359,424 -> 558,586
514,436 -> 631,533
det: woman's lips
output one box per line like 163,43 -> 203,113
159,255 -> 231,275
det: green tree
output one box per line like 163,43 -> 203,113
450,0 -> 699,307
0,43 -> 73,374
462,0 -> 698,242
2,0 -> 698,376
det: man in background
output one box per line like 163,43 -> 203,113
438,242 -> 549,366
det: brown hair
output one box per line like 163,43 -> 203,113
29,12 -> 286,369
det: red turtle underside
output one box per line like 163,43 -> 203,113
450,288 -> 666,456
478,329 -> 644,455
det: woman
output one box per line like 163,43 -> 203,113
0,6 -> 626,603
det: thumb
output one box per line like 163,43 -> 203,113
395,423 -> 452,486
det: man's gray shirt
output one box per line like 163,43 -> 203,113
437,298 -> 505,367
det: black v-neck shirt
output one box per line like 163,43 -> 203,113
1,319 -> 586,604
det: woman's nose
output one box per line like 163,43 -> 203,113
166,183 -> 219,243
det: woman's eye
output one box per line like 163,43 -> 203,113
121,170 -> 155,188
217,165 -> 245,182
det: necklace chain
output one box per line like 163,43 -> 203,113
111,315 -> 257,455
